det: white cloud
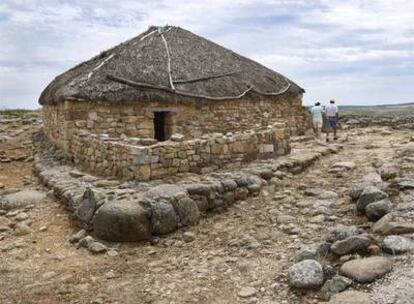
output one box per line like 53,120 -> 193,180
0,0 -> 413,109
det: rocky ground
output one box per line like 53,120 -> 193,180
1,111 -> 414,304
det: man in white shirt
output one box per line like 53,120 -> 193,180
325,99 -> 338,142
310,101 -> 323,141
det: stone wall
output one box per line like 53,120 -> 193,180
67,123 -> 290,181
42,93 -> 310,147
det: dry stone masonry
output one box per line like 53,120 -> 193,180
51,121 -> 289,181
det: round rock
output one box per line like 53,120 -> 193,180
173,197 -> 200,226
0,189 -> 46,210
340,256 -> 393,283
320,275 -> 352,301
288,259 -> 324,289
326,225 -> 359,243
365,199 -> 392,221
356,186 -> 388,213
331,236 -> 371,256
148,201 -> 177,235
93,200 -> 151,242
382,235 -> 414,254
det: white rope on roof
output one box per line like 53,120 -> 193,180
252,82 -> 291,96
87,53 -> 115,81
159,27 -> 175,91
139,29 -> 158,41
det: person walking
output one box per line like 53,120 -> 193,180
310,101 -> 323,142
325,99 -> 339,142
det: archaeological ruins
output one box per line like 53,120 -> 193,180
39,25 -> 310,181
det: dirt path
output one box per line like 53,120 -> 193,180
1,125 -> 413,304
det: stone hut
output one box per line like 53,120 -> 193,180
39,25 -> 310,181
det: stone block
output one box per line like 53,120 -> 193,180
261,144 -> 274,153
135,165 -> 151,181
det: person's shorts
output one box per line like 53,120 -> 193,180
327,117 -> 337,128
313,120 -> 322,128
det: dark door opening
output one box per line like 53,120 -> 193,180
153,112 -> 166,141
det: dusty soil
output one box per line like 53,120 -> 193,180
1,115 -> 413,304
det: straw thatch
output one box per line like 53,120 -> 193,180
39,26 -> 304,105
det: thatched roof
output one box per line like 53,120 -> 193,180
39,26 -> 304,105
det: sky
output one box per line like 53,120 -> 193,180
1,0 -> 414,109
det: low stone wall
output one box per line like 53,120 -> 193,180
34,135 -> 341,242
68,123 -> 290,181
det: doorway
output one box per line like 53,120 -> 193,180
153,111 -> 173,141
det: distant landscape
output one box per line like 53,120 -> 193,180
340,102 -> 414,116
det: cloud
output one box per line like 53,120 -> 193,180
0,0 -> 414,108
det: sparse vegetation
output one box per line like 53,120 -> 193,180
0,108 -> 40,119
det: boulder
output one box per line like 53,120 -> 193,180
75,187 -> 106,223
257,168 -> 273,180
326,225 -> 359,243
93,200 -> 151,241
372,212 -> 414,235
365,199 -> 392,221
350,172 -> 383,202
328,290 -> 371,304
146,184 -> 186,202
0,189 -> 46,210
221,179 -> 238,191
382,235 -> 414,254
356,186 -> 388,213
288,259 -> 324,289
331,236 -> 371,256
148,201 -> 177,235
185,184 -> 211,196
340,256 -> 393,283
320,275 -> 352,300
295,242 -> 329,262
173,197 -> 200,226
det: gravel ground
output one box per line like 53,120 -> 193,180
2,113 -> 414,303
372,255 -> 414,304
